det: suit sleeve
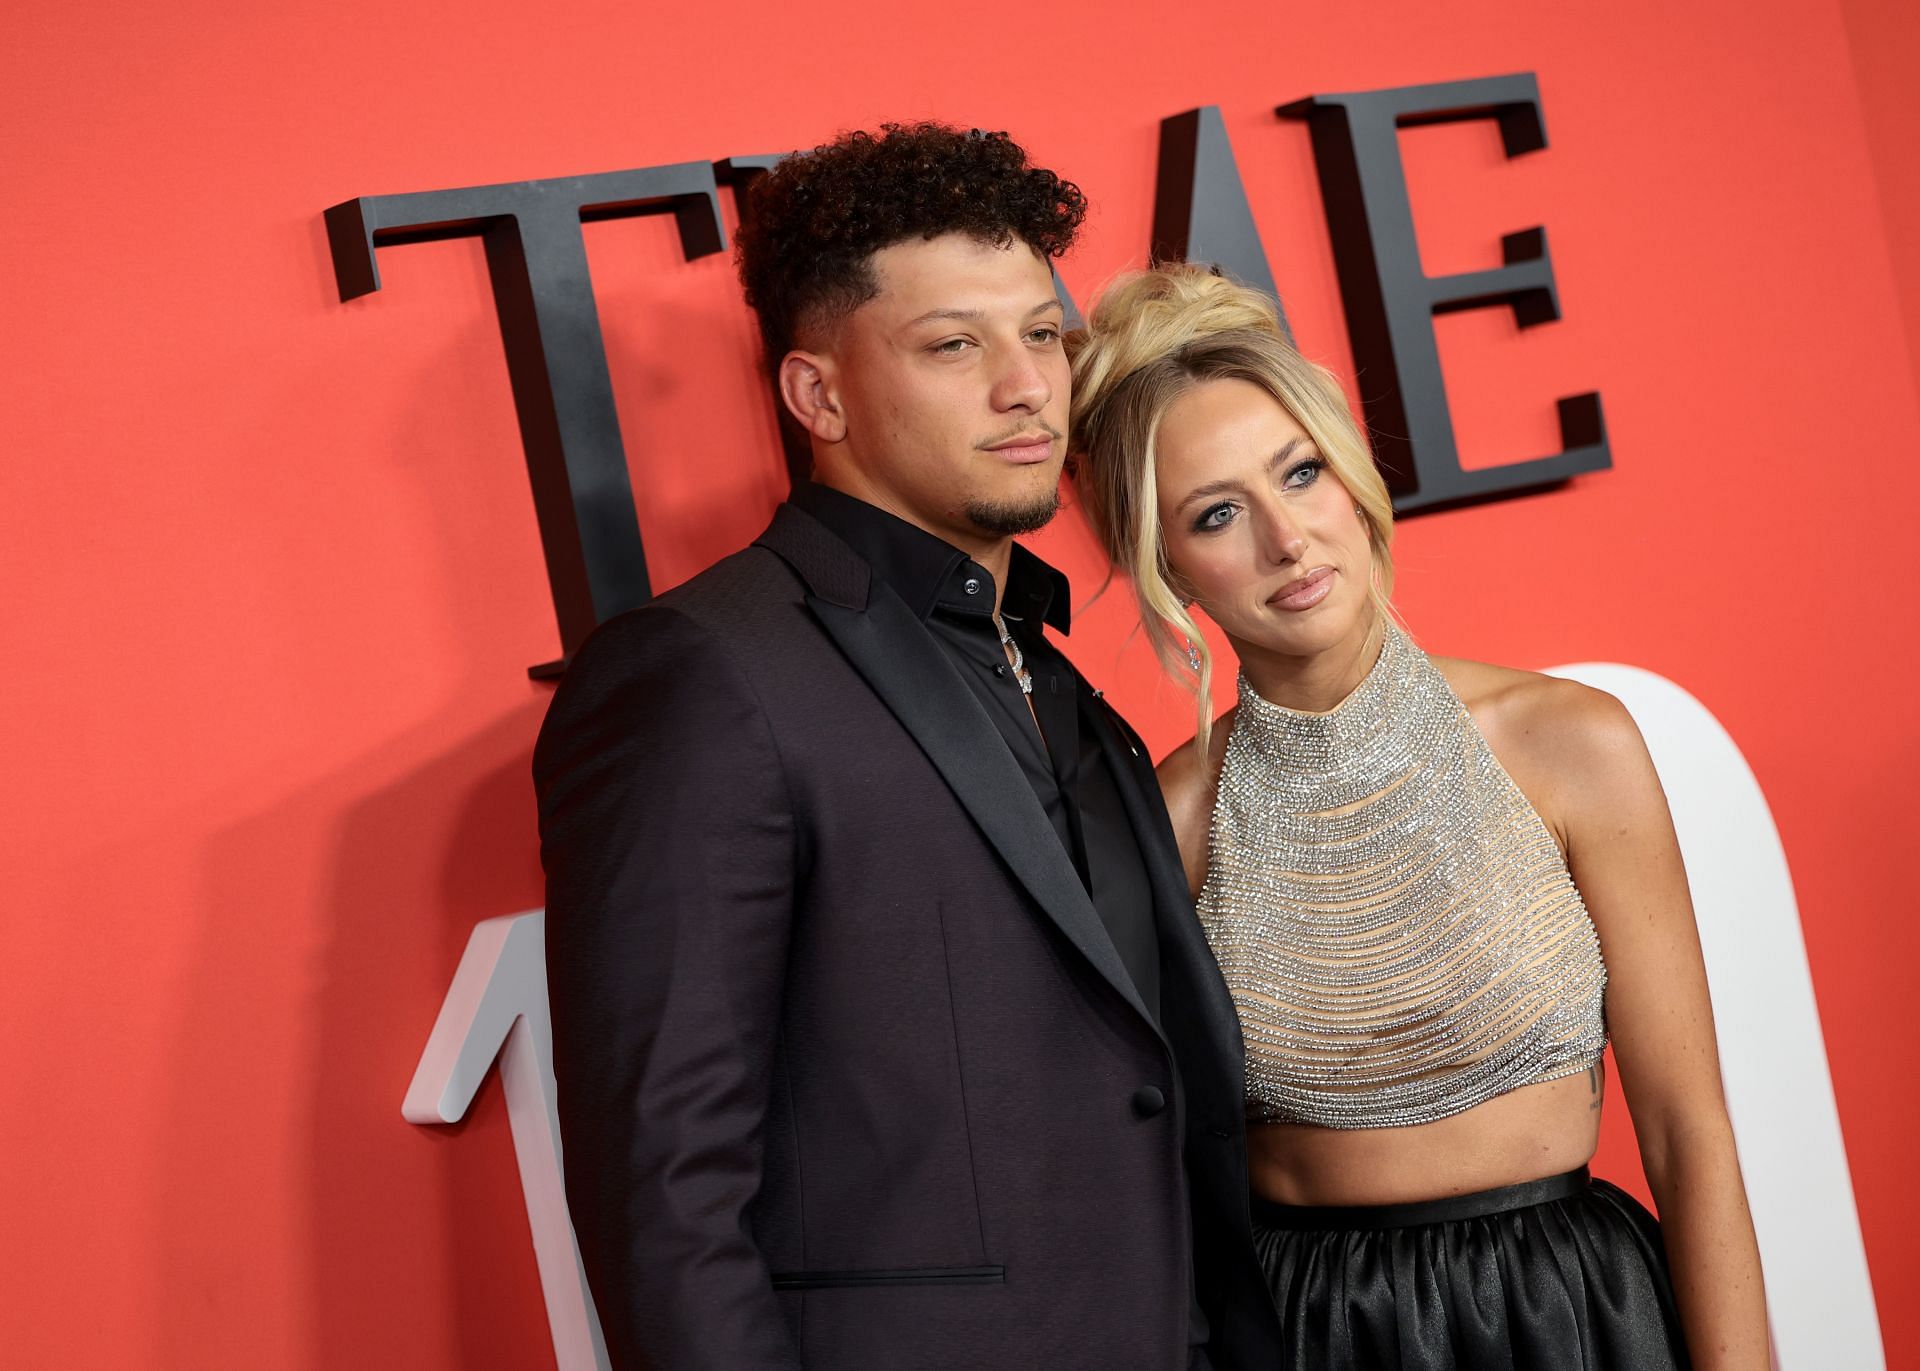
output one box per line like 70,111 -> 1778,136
533,606 -> 802,1370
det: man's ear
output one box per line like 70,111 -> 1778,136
778,349 -> 846,444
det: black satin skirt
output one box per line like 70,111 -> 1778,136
1250,1168 -> 1690,1370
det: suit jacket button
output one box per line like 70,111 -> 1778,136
1131,1086 -> 1166,1118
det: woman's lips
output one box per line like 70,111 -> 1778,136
1268,566 -> 1335,611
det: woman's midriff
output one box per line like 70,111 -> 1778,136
1245,1067 -> 1607,1207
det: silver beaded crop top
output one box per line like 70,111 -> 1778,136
1197,621 -> 1607,1129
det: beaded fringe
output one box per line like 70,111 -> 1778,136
1198,621 -> 1608,1128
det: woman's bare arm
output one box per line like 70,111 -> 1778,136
1534,678 -> 1770,1369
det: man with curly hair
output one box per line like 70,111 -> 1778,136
535,123 -> 1282,1370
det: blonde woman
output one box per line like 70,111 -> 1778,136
1067,265 -> 1767,1369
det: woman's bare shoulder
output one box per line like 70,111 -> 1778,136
1430,654 -> 1633,756
1156,706 -> 1236,895
1429,653 -> 1647,844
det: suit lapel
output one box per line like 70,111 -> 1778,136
1081,688 -> 1246,1097
756,507 -> 1160,1036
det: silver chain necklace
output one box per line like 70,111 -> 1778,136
992,612 -> 1034,695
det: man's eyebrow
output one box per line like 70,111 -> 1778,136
902,298 -> 1065,329
1174,438 -> 1309,512
905,307 -> 983,328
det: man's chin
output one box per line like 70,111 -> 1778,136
963,484 -> 1062,537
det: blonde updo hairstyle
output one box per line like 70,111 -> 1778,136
1067,265 -> 1395,752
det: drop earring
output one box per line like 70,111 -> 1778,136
1177,599 -> 1203,673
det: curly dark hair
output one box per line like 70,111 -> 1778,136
735,122 -> 1087,370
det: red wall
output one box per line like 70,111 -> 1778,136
1843,0 -> 1920,409
5,1 -> 1916,1366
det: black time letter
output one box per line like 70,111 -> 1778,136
325,163 -> 727,675
1280,73 -> 1609,512
1154,105 -> 1292,340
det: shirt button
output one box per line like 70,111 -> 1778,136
1131,1086 -> 1166,1118
963,577 -> 982,596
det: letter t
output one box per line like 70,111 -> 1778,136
325,163 -> 726,675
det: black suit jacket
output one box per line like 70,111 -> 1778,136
534,503 -> 1282,1370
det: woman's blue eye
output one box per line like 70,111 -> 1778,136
1285,456 -> 1325,487
1028,326 -> 1060,345
1194,502 -> 1237,532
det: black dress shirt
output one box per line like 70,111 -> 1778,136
791,482 -> 1163,1021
